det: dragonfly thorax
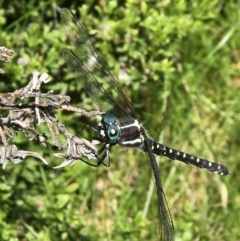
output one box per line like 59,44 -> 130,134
117,117 -> 144,148
98,114 -> 120,144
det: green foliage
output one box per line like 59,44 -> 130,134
1,0 -> 240,240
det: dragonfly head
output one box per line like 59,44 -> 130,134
98,114 -> 120,144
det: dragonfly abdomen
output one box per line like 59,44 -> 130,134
148,140 -> 229,175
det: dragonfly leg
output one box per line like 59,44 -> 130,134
78,124 -> 98,135
96,143 -> 111,167
79,157 -> 102,167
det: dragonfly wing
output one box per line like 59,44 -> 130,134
144,136 -> 174,241
60,8 -> 136,118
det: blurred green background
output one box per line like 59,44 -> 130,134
1,0 -> 239,240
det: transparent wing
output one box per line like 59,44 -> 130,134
60,8 -> 136,119
144,136 -> 175,241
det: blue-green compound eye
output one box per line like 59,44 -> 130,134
107,125 -> 120,143
102,114 -> 117,125
102,114 -> 120,143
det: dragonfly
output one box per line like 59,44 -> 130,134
60,8 -> 229,241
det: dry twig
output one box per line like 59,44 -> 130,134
0,49 -> 101,169
0,47 -> 14,74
